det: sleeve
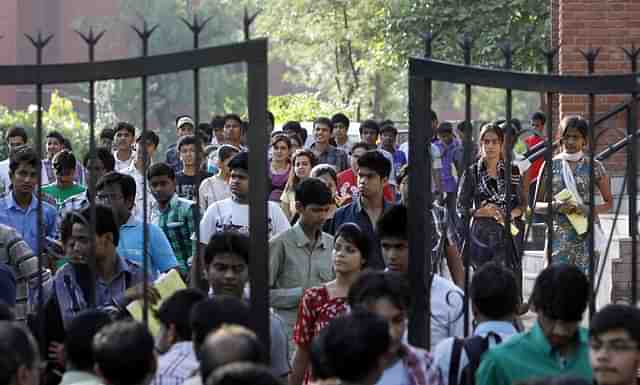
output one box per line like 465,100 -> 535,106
270,311 -> 291,377
475,350 -> 509,385
448,290 -> 465,339
431,144 -> 443,169
148,224 -> 179,273
196,204 -> 216,245
198,181 -> 209,214
280,191 -> 292,220
292,288 -> 316,347
594,159 -> 607,180
456,168 -> 475,213
269,237 -> 305,310
269,203 -> 291,239
188,204 -> 198,259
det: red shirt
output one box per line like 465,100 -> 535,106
337,168 -> 395,204
525,135 -> 544,183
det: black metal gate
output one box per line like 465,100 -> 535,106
407,42 -> 640,348
0,26 -> 270,351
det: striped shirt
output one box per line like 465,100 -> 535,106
152,341 -> 199,385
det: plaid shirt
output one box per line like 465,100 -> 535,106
401,343 -> 443,385
311,144 -> 349,172
151,194 -> 197,275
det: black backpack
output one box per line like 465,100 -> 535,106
448,332 -> 502,385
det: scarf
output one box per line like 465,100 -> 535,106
476,159 -> 519,212
553,151 -> 606,254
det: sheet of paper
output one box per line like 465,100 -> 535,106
126,269 -> 186,336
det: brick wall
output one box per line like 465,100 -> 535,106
557,0 -> 640,175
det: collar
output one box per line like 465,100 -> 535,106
354,196 -> 389,213
122,214 -> 140,228
473,320 -> 518,337
291,222 -> 330,249
7,192 -> 37,211
530,320 -> 588,356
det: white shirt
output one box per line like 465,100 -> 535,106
433,321 -> 518,385
430,275 -> 465,351
123,163 -> 155,221
197,197 -> 291,244
113,151 -> 135,172
198,175 -> 231,213
153,341 -> 199,385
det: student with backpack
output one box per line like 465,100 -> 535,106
433,262 -> 520,385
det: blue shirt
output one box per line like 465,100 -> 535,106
327,198 -> 390,270
0,193 -> 57,252
117,215 -> 179,275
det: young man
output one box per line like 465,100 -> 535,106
269,178 -> 335,339
0,322 -> 41,385
42,150 -> 86,209
113,122 -> 136,172
337,142 -> 395,205
93,321 -> 157,385
0,146 -> 57,252
210,115 -> 225,146
379,121 -> 407,181
196,152 -> 290,282
35,204 -> 157,329
319,311 -> 391,385
152,289 -> 206,385
124,131 -> 159,221
376,203 -> 465,350
199,145 -> 239,212
148,162 -> 198,278
96,172 -> 178,276
433,122 -> 462,213
0,126 -> 29,194
42,131 -> 65,183
589,304 -> 640,385
166,115 -> 195,173
328,150 -> 391,270
282,121 -> 308,148
200,326 -> 266,383
59,310 -> 112,385
348,270 -> 441,385
310,117 -> 349,172
223,114 -> 245,150
359,119 -> 396,186
525,111 -> 547,210
176,135 -> 209,201
202,231 -> 290,379
476,264 -> 593,385
433,262 -> 520,385
331,113 -> 354,154
399,109 -> 443,194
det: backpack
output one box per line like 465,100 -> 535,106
448,332 -> 502,385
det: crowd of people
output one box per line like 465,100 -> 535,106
0,108 -> 630,385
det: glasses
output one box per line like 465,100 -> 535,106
96,193 -> 123,202
590,340 -> 638,353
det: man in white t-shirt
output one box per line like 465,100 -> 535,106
193,151 -> 290,288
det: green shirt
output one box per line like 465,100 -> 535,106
150,194 -> 196,276
476,321 -> 593,385
42,183 -> 85,208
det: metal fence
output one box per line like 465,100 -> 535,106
407,36 -> 640,348
0,18 -> 270,353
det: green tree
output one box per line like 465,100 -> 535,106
0,91 -> 90,160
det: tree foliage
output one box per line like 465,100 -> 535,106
0,91 -> 90,160
256,0 -> 550,121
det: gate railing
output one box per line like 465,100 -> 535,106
407,39 -> 640,348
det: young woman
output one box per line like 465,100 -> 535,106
535,115 -> 612,274
289,223 -> 370,385
281,149 -> 318,221
269,134 -> 292,202
457,122 -> 526,271
310,164 -> 347,225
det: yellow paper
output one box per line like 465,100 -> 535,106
554,189 -> 588,235
511,223 -> 520,236
126,269 -> 187,336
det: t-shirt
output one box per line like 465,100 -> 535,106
337,168 -> 395,203
198,198 -> 291,244
42,183 -> 86,208
176,171 -> 209,201
525,135 -> 545,182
